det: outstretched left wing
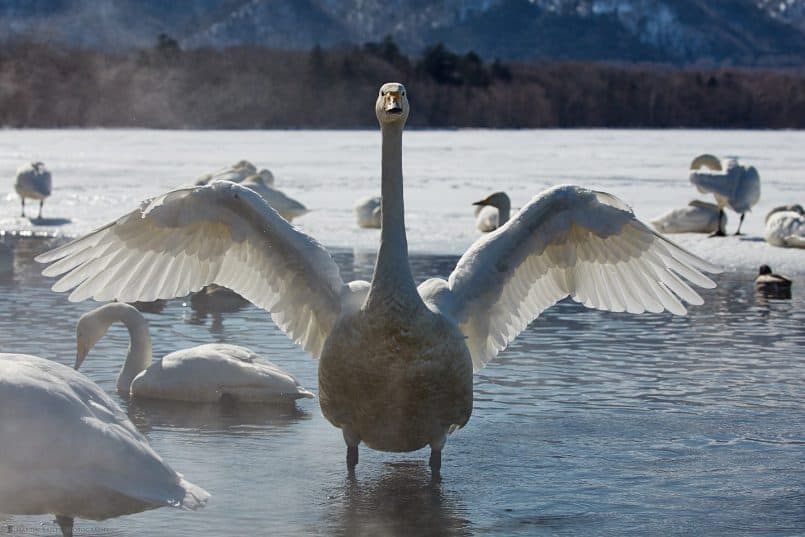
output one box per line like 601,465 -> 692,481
419,185 -> 720,371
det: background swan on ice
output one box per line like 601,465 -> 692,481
354,195 -> 382,228
688,153 -> 760,235
764,204 -> 805,249
650,200 -> 727,234
14,161 -> 52,219
472,191 -> 510,232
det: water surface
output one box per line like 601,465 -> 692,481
0,238 -> 803,536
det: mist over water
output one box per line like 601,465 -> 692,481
0,239 -> 802,536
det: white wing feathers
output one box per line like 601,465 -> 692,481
36,182 -> 344,358
421,185 -> 720,371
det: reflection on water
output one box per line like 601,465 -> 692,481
125,398 -> 311,436
325,462 -> 471,537
0,237 -> 803,536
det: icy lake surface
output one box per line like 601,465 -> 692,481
0,129 -> 803,536
1,129 -> 804,273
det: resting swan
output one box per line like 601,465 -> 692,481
650,200 -> 727,234
689,154 -> 760,235
195,160 -> 270,186
764,204 -> 805,249
196,162 -> 306,222
472,191 -> 511,232
14,161 -> 52,219
36,82 -> 719,479
0,353 -> 208,537
76,303 -> 314,403
354,195 -> 382,228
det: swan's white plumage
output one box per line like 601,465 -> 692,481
15,161 -> 52,201
131,343 -> 315,403
354,196 -> 382,228
37,182 -> 344,358
36,82 -> 719,472
764,210 -> 805,248
475,205 -> 499,232
76,303 -> 314,403
689,156 -> 760,214
420,185 -> 720,371
0,353 -> 208,522
195,160 -> 268,186
650,200 -> 726,234
473,192 -> 511,232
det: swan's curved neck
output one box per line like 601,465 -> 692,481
100,305 -> 152,394
366,122 -> 420,312
498,200 -> 511,226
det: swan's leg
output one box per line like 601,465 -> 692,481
20,197 -> 25,218
55,515 -> 74,537
38,199 -> 44,219
709,208 -> 726,237
734,213 -> 745,235
343,427 -> 361,474
429,433 -> 447,481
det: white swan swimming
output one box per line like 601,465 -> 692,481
0,353 -> 208,537
36,82 -> 719,478
650,200 -> 727,234
14,161 -> 52,219
764,204 -> 805,249
76,302 -> 314,403
354,195 -> 382,228
688,154 -> 760,235
472,191 -> 511,232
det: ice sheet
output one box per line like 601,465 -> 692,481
1,129 -> 803,274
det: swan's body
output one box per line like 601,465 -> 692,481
650,200 -> 727,234
754,264 -> 792,298
764,205 -> 805,248
354,196 -> 382,228
14,161 -> 52,219
37,83 -> 719,478
473,192 -> 511,232
0,353 -> 208,536
75,303 -> 314,403
689,154 -> 760,235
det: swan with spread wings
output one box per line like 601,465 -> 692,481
37,83 -> 719,479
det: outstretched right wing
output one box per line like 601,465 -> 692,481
36,181 -> 344,357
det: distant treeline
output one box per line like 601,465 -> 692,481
1,36 -> 804,129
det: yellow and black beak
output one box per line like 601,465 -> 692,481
384,92 -> 404,114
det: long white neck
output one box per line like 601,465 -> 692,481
365,123 -> 420,312
98,304 -> 153,395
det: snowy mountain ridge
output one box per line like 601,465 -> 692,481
0,0 -> 803,64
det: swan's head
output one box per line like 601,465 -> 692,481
75,310 -> 109,370
376,83 -> 409,126
472,191 -> 511,211
75,303 -> 137,370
